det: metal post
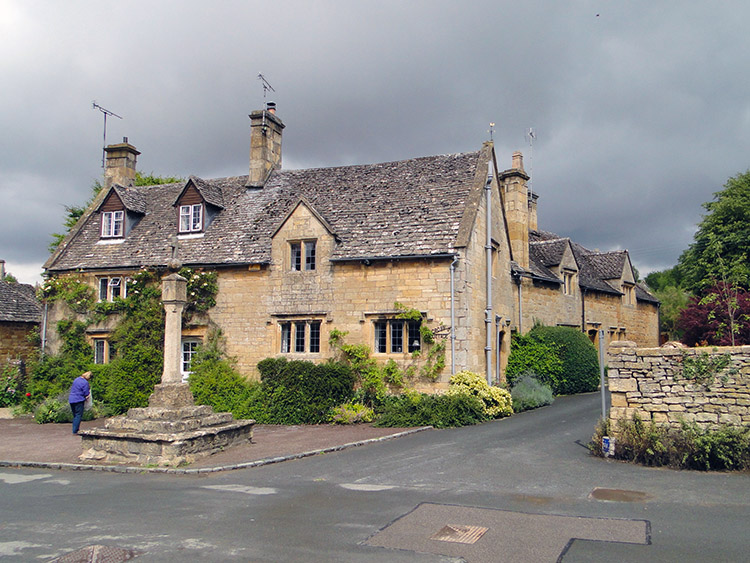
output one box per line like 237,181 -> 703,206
599,328 -> 606,419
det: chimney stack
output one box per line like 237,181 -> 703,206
0,259 -> 5,281
104,137 -> 140,188
499,151 -> 532,269
246,102 -> 285,188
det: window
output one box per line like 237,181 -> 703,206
390,321 -> 403,353
309,321 -> 321,353
181,340 -> 200,382
305,241 -> 316,271
290,240 -> 317,271
179,204 -> 203,233
280,322 -> 291,353
408,321 -> 421,353
375,321 -> 387,353
93,339 -> 107,364
101,210 -> 124,238
563,271 -> 576,296
98,277 -> 127,302
290,243 -> 302,271
280,320 -> 323,354
295,323 -> 306,353
623,283 -> 635,306
374,319 -> 421,354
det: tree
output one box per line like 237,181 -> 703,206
678,171 -> 750,293
677,282 -> 750,347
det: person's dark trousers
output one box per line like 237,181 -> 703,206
70,401 -> 85,434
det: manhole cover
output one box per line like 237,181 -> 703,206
50,544 -> 140,563
590,487 -> 653,502
430,524 -> 488,544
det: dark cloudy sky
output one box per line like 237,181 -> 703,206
2,1 -> 748,284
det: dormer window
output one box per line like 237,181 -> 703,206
179,204 -> 203,233
101,210 -> 124,238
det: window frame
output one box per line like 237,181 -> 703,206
179,203 -> 204,233
181,340 -> 201,382
97,276 -> 128,302
93,339 -> 107,364
373,319 -> 421,355
279,319 -> 323,354
101,210 -> 124,238
290,240 -> 317,271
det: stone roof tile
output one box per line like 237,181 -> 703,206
0,281 -> 41,323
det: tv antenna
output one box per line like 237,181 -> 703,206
92,101 -> 123,168
526,127 -> 536,195
257,73 -> 275,100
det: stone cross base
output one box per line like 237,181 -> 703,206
78,395 -> 254,466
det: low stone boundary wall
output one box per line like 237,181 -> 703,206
607,341 -> 750,429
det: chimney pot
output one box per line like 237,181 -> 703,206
266,101 -> 276,114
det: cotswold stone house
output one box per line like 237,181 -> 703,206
0,262 -> 41,366
43,105 -> 658,386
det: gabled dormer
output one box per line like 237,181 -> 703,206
271,197 -> 337,273
97,185 -> 146,241
173,176 -> 225,236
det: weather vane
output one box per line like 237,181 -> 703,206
92,101 -> 123,168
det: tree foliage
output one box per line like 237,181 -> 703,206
677,282 -> 750,346
678,171 -> 750,294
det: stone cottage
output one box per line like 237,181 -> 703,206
0,261 -> 42,367
43,104 -> 659,386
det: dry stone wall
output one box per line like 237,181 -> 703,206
608,341 -> 750,429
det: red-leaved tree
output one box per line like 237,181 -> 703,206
678,282 -> 750,346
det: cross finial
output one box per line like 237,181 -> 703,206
167,235 -> 182,271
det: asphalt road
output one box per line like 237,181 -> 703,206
1,392 -> 748,562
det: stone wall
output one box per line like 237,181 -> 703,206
608,341 -> 750,429
0,322 -> 38,363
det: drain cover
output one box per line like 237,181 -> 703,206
50,544 -> 140,563
430,524 -> 488,544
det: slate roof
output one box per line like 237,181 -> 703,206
45,151 -> 482,272
528,230 -> 658,303
0,281 -> 41,323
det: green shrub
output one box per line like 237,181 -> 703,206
510,371 -> 555,412
529,325 -> 599,394
592,413 -> 750,470
374,390 -> 487,428
1,363 -> 24,407
447,371 -> 513,418
32,393 -> 111,424
329,402 -> 375,424
505,333 -> 564,390
257,357 -> 356,424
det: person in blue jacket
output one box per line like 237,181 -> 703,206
68,371 -> 91,434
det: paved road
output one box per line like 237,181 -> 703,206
1,392 -> 748,562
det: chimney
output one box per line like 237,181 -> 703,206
246,102 -> 285,188
104,137 -> 140,188
499,151 -> 532,269
0,259 -> 5,281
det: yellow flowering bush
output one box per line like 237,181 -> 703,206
447,370 -> 513,418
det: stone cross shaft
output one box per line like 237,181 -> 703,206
161,273 -> 187,384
